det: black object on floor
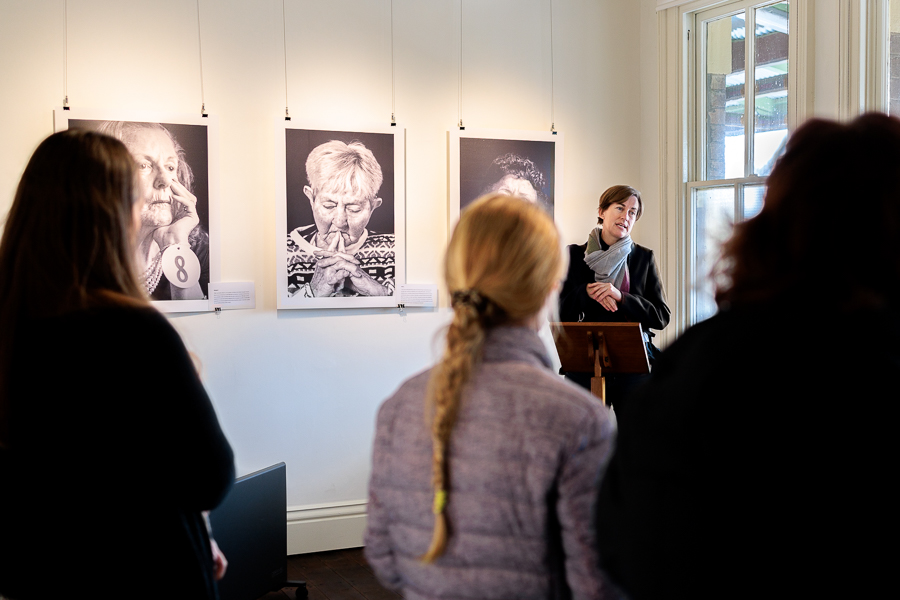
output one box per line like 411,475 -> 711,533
209,463 -> 307,600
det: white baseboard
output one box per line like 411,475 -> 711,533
286,500 -> 368,555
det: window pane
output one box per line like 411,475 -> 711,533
693,187 -> 735,322
890,0 -> 900,116
743,184 -> 765,219
753,2 -> 789,176
706,12 -> 746,180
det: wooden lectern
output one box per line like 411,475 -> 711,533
552,322 -> 650,405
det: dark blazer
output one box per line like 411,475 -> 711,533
559,242 -> 670,335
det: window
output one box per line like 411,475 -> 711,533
686,0 -> 790,324
889,0 -> 900,116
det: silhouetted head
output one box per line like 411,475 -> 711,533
0,128 -> 145,311
716,113 -> 900,310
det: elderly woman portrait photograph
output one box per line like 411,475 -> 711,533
68,119 -> 212,304
284,129 -> 396,300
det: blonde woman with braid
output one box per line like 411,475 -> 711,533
364,194 -> 614,600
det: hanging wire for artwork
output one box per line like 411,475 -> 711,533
63,0 -> 69,108
196,0 -> 207,116
283,0 -> 290,120
390,0 -> 396,125
458,0 -> 464,129
549,0 -> 556,133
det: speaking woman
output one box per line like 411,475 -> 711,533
364,194 -> 614,600
0,130 -> 233,599
559,185 -> 670,414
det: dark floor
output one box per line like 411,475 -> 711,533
258,548 -> 401,600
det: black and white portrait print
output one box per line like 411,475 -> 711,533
284,129 -> 396,302
66,118 -> 212,310
459,137 -> 556,215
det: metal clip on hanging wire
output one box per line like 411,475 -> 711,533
282,0 -> 291,121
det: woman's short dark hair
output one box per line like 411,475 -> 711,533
598,185 -> 642,224
0,129 -> 146,444
715,112 -> 900,309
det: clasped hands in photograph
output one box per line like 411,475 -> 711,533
310,232 -> 386,297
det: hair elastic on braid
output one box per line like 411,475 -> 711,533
432,489 -> 447,514
450,289 -> 489,312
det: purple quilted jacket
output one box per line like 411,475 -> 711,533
365,326 -> 614,600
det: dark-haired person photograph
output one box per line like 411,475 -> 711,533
458,136 -> 556,215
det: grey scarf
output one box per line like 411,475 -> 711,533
584,226 -> 633,288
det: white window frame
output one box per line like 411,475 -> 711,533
684,177 -> 766,323
827,0 -> 889,117
866,0 -> 890,113
694,0 -> 789,180
686,0 -> 791,324
655,0 -> 812,342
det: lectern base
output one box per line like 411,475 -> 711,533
591,376 -> 606,405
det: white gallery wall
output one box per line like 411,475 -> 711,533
0,0 -> 652,552
0,0 -> 860,554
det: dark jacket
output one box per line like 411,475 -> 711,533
0,304 -> 234,600
594,303 -> 898,598
364,326 -> 614,600
560,242 -> 669,335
